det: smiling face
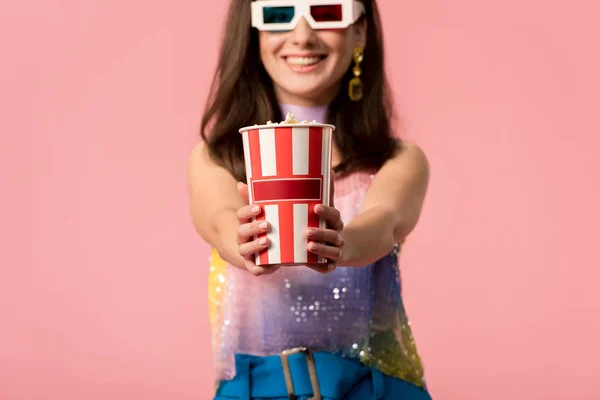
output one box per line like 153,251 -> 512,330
257,1 -> 367,106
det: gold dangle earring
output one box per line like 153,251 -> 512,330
348,47 -> 364,101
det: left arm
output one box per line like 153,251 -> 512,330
306,141 -> 430,269
339,142 -> 430,266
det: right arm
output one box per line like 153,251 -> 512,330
187,141 -> 271,275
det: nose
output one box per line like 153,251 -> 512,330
289,17 -> 317,46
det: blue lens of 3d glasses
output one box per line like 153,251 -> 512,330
263,6 -> 295,24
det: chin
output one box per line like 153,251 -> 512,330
281,86 -> 330,103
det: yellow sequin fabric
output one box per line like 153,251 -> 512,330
208,172 -> 426,388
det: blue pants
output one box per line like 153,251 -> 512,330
214,351 -> 432,400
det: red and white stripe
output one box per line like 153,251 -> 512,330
241,125 -> 332,265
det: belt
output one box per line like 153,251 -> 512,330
216,348 -> 430,400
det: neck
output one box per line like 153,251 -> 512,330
278,103 -> 329,123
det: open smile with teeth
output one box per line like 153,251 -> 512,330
285,55 -> 327,67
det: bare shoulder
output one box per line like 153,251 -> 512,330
188,141 -> 231,184
187,140 -> 242,239
188,140 -> 212,173
360,140 -> 430,234
393,141 -> 428,166
379,141 -> 430,179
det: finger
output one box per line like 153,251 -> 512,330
237,182 -> 250,205
237,220 -> 269,244
305,262 -> 337,274
244,259 -> 280,277
238,237 -> 270,258
305,228 -> 344,246
244,259 -> 280,276
314,205 -> 343,231
237,203 -> 262,223
307,241 -> 342,261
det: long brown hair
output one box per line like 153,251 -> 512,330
200,0 -> 400,182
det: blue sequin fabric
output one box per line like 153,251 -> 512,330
208,172 -> 426,388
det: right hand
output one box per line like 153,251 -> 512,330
236,182 -> 280,276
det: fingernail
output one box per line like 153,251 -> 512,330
315,205 -> 324,213
308,242 -> 318,250
252,205 -> 260,213
259,238 -> 267,245
306,229 -> 315,237
259,221 -> 268,229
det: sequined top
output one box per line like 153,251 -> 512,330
208,171 -> 427,389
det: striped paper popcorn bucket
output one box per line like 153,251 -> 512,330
239,122 -> 335,266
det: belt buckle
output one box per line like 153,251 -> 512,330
280,347 -> 321,400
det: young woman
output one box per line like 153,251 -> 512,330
188,0 -> 432,398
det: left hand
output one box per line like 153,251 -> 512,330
305,169 -> 344,274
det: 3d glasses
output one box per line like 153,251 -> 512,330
251,0 -> 366,31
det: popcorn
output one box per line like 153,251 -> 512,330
283,112 -> 299,124
264,112 -> 322,126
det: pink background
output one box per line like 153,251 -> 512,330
1,0 -> 599,399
